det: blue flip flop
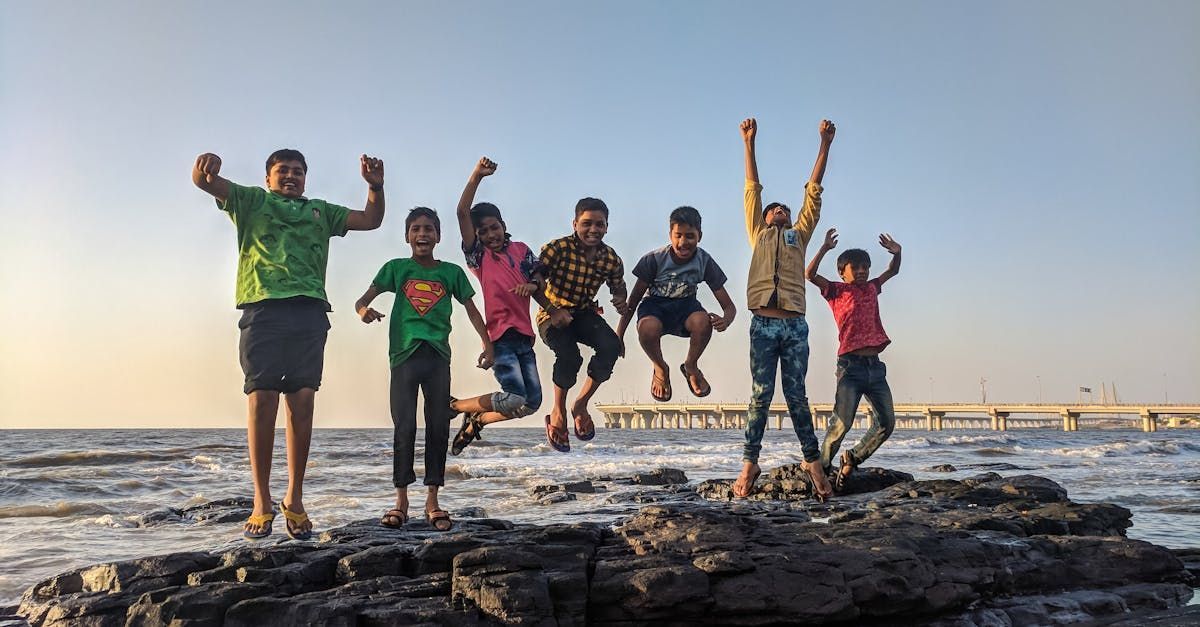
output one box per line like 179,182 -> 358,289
545,416 -> 571,453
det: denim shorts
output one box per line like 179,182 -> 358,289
636,295 -> 706,337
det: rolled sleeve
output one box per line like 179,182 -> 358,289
744,180 -> 765,244
793,181 -> 823,241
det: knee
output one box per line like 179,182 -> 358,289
492,392 -> 528,418
636,317 -> 663,340
523,388 -> 543,413
684,311 -> 713,336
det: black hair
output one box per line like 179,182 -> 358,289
405,206 -> 441,235
669,206 -> 702,230
762,201 -> 790,219
575,197 -> 609,218
470,202 -> 512,246
836,248 -> 872,273
266,149 -> 307,174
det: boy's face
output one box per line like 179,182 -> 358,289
406,216 -> 440,256
669,223 -> 701,260
572,210 -> 608,248
767,204 -> 790,228
266,160 -> 307,199
841,262 -> 870,284
476,216 -> 506,251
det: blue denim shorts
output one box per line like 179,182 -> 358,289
637,296 -> 706,337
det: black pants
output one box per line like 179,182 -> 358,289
538,309 -> 620,390
390,343 -> 451,487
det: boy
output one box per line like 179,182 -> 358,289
447,157 -> 545,455
616,206 -> 737,401
731,117 -> 836,501
354,208 -> 493,531
538,198 -> 630,452
807,228 -> 902,491
192,150 -> 385,540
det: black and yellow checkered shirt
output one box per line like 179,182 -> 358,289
537,234 -> 626,324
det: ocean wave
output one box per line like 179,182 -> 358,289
0,502 -> 113,519
1050,440 -> 1186,459
4,450 -> 190,468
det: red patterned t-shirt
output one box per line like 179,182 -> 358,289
821,278 -> 890,355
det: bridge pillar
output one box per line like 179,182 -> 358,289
1140,411 -> 1158,433
924,411 -> 944,431
988,410 -> 1009,432
1060,412 -> 1079,432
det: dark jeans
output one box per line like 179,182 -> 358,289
390,342 -> 450,487
539,309 -> 620,390
745,315 -> 817,463
820,354 -> 896,468
490,329 -> 543,418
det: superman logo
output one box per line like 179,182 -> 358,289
403,279 -> 446,316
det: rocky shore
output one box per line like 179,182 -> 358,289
8,466 -> 1197,626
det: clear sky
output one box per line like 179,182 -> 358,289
1,1 -> 1197,429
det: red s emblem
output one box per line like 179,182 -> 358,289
403,279 -> 446,316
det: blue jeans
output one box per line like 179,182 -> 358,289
745,315 -> 817,463
490,330 -> 543,418
820,354 -> 896,469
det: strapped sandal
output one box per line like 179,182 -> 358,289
425,508 -> 453,532
242,512 -> 275,540
732,465 -> 762,499
680,364 -> 711,398
280,502 -> 313,541
803,461 -> 834,502
379,508 -> 408,529
451,413 -> 484,456
651,369 -> 672,402
835,451 -> 857,492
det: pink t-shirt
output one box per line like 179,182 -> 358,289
464,240 -> 539,342
821,278 -> 890,355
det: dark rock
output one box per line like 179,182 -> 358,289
529,480 -> 596,497
629,468 -> 688,485
124,583 -> 269,627
537,491 -> 576,505
927,464 -> 958,472
454,506 -> 488,519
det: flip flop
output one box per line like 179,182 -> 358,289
280,502 -> 313,541
379,508 -> 408,529
545,416 -> 571,453
835,451 -> 857,492
573,411 -> 596,441
242,512 -> 274,540
803,461 -> 834,502
680,364 -> 711,398
451,413 -> 484,456
732,465 -> 761,499
651,369 -> 672,402
425,509 -> 453,532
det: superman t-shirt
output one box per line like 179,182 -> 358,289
371,258 -> 475,367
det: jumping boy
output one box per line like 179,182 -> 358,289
192,150 -> 385,540
616,206 -> 737,401
731,118 -> 836,500
807,228 -> 901,491
355,208 -> 493,532
539,198 -> 630,452
447,157 -> 545,455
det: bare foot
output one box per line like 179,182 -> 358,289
731,461 -> 761,498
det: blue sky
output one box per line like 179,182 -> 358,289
1,1 -> 1197,428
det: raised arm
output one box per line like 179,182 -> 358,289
741,118 -> 759,184
809,119 -> 836,186
741,118 -> 766,242
346,155 -> 385,231
354,285 -> 386,323
457,157 -> 497,251
874,233 -> 902,286
463,298 -> 495,369
794,120 -> 836,239
806,228 -> 838,293
615,278 -> 650,357
192,153 -> 232,202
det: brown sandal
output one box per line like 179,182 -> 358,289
835,451 -> 857,492
803,461 -> 833,502
732,465 -> 762,499
380,508 -> 408,529
425,509 -> 453,531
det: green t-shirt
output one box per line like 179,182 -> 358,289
372,258 -> 475,367
219,182 -> 350,308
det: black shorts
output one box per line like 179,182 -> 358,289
238,297 -> 331,394
636,296 -> 707,337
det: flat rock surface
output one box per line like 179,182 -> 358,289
15,466 -> 1196,626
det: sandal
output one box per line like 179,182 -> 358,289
280,502 -> 313,541
680,364 -> 711,398
573,411 -> 596,441
451,413 -> 484,456
545,416 -> 571,453
732,465 -> 761,499
425,508 -> 453,532
379,508 -> 408,529
803,461 -> 834,502
242,512 -> 274,540
651,368 -> 672,402
835,451 -> 857,492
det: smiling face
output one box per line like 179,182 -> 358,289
406,215 -> 441,257
476,216 -> 506,251
573,209 -> 608,248
840,262 -> 870,284
266,160 -> 307,198
669,222 -> 701,260
766,203 -> 791,228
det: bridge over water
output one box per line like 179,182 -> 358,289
594,403 -> 1200,432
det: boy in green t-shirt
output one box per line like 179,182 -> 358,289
192,149 -> 385,540
355,208 -> 494,532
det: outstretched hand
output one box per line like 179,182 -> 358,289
472,157 -> 498,180
822,228 -> 839,250
359,307 -> 385,324
819,119 -> 836,143
361,155 -> 385,187
879,233 -> 901,254
740,118 -> 757,142
195,153 -> 222,183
